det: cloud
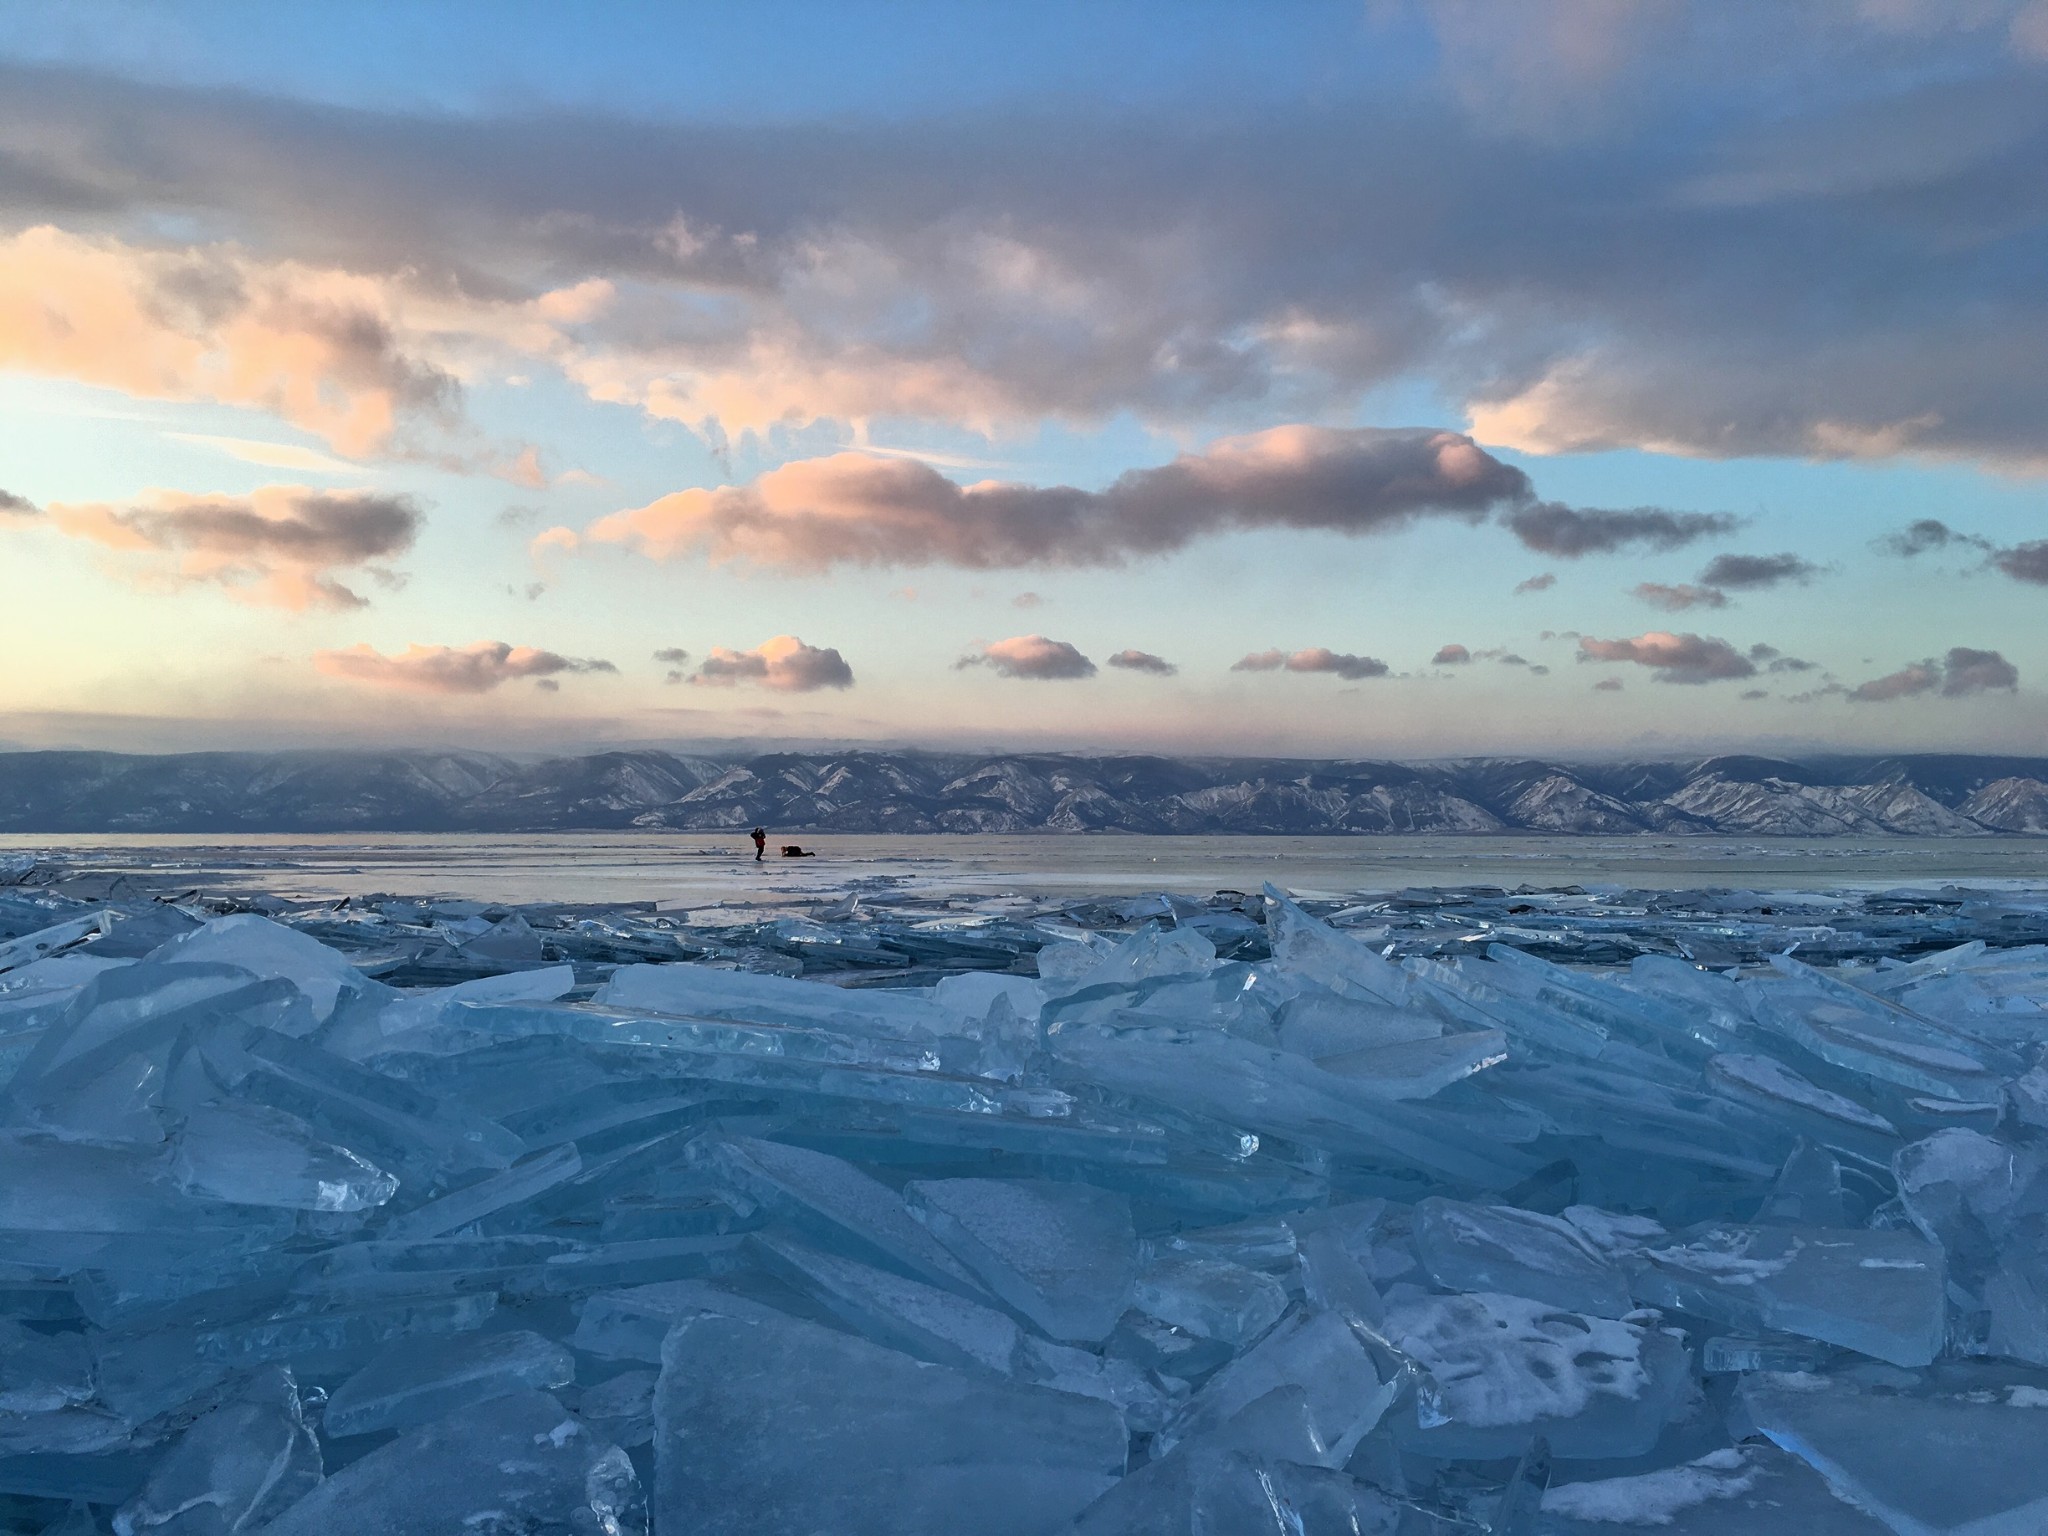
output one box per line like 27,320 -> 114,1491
1749,643 -> 1820,674
1106,649 -> 1178,676
43,485 -> 420,609
1941,646 -> 2020,695
957,634 -> 1096,680
0,226 -> 457,458
1848,660 -> 1942,702
0,489 -> 35,517
1847,646 -> 2019,702
652,647 -> 691,664
585,427 -> 1533,571
1696,552 -> 1821,589
1513,572 -> 1557,593
1879,518 -> 1989,557
11,55 -> 2048,473
690,636 -> 854,691
165,433 -> 358,475
1012,591 -> 1045,608
1592,677 -> 1624,691
1577,631 -> 1758,684
1740,688 -> 1770,700
1432,644 -> 1473,665
1633,582 -> 1728,611
1505,504 -> 1742,558
1991,541 -> 2048,585
1233,647 -> 1390,680
314,640 -> 615,693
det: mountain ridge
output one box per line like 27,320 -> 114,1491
1,748 -> 2045,836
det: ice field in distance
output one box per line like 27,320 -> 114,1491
1,851 -> 2048,1532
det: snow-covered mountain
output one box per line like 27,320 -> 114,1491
0,748 -> 2043,835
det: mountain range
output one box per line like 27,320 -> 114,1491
0,748 -> 2045,836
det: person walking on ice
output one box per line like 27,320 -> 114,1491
750,826 -> 767,862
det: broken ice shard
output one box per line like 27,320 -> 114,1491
655,1308 -> 1126,1535
261,1390 -> 643,1535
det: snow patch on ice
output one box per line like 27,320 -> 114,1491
1541,1448 -> 1758,1525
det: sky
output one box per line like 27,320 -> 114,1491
1,0 -> 2045,762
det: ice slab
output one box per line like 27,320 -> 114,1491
654,1309 -> 1126,1536
322,1327 -> 574,1437
1744,1371 -> 2048,1536
1631,1223 -> 1945,1367
260,1390 -> 643,1536
1131,1255 -> 1289,1347
1414,1197 -> 1634,1316
1161,1308 -> 1397,1464
111,1365 -> 318,1536
903,1177 -> 1137,1343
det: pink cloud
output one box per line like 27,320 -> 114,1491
689,636 -> 854,692
957,635 -> 1096,680
315,640 -> 615,693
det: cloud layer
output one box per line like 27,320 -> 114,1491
314,640 -> 615,693
43,486 -> 420,609
957,635 -> 1096,680
690,636 -> 854,691
10,42 -> 2048,470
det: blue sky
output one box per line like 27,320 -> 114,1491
0,0 -> 2044,758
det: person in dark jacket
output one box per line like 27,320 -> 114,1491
750,826 -> 766,861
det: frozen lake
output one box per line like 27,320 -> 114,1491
2,830 -> 2042,906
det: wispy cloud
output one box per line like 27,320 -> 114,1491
314,640 -> 615,693
1232,647 -> 1390,680
1506,504 -> 1742,558
43,485 -> 420,609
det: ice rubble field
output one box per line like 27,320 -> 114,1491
4,862 -> 2048,1533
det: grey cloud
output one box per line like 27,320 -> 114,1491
1432,644 -> 1472,665
314,639 -> 613,693
1106,649 -> 1177,676
0,489 -> 35,517
692,637 -> 854,692
1740,688 -> 1770,700
45,488 -> 421,610
1991,541 -> 2048,585
1506,504 -> 1743,558
1633,582 -> 1728,612
1941,646 -> 2020,695
1235,647 -> 1389,680
1577,631 -> 1758,684
957,634 -> 1095,680
1848,646 -> 2018,702
1592,677 -> 1624,691
1513,572 -> 1556,593
1880,519 -> 1989,557
1849,661 -> 1941,702
590,427 -> 1534,572
652,647 -> 691,663
1012,592 -> 1045,609
1697,552 -> 1821,589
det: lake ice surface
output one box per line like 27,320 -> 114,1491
1,843 -> 2046,1532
